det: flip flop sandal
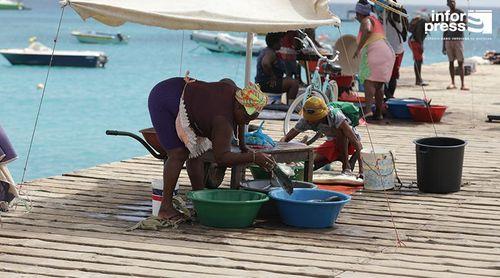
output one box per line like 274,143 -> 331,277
127,215 -> 189,231
365,114 -> 383,121
172,195 -> 193,219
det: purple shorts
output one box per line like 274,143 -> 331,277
0,125 -> 17,164
148,77 -> 186,151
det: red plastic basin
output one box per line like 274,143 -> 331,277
407,104 -> 447,123
332,76 -> 354,88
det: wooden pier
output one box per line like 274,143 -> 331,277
1,63 -> 500,277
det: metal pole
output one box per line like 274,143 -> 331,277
383,9 -> 387,36
244,32 -> 254,85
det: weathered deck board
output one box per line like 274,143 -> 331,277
2,63 -> 500,277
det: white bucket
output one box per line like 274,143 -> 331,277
266,93 -> 282,104
151,179 -> 179,216
361,147 -> 395,190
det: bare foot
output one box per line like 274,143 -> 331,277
461,86 -> 470,91
157,205 -> 182,220
446,84 -> 457,90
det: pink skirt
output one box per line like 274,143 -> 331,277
359,39 -> 395,84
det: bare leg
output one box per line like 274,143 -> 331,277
374,82 -> 384,118
385,77 -> 397,99
336,134 -> 350,172
349,151 -> 359,171
313,153 -> 330,170
458,61 -> 469,90
448,61 -> 456,88
363,80 -> 376,116
414,61 -> 423,84
158,147 -> 188,220
283,77 -> 299,104
186,156 -> 205,191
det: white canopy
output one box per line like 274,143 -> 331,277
65,0 -> 341,33
65,0 -> 341,85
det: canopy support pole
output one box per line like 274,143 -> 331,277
383,9 -> 387,36
244,32 -> 254,85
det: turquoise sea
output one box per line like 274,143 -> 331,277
1,0 -> 499,181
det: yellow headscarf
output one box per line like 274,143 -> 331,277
235,83 -> 268,115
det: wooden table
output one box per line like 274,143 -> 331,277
229,142 -> 315,188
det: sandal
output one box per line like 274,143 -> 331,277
127,215 -> 189,231
365,114 -> 383,121
446,84 -> 457,90
127,195 -> 194,231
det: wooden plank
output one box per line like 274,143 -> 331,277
0,261 -> 132,278
3,62 -> 500,277
0,254 -> 232,278
2,229 -> 498,278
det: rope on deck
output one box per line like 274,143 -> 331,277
336,26 -> 405,247
16,4 -> 67,214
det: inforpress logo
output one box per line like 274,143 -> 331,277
425,10 -> 493,36
467,10 -> 493,34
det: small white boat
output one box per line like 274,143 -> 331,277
0,0 -> 25,10
71,31 -> 129,44
340,10 -> 356,22
0,38 -> 108,68
190,31 -> 266,55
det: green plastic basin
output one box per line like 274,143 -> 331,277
187,189 -> 269,228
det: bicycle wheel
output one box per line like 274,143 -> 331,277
283,88 -> 328,135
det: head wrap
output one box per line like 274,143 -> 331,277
355,2 -> 372,16
302,96 -> 329,122
235,83 -> 268,115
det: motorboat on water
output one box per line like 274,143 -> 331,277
190,31 -> 266,55
0,38 -> 108,68
71,31 -> 129,44
340,10 -> 356,22
0,0 -> 25,10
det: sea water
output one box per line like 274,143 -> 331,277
0,0 -> 498,180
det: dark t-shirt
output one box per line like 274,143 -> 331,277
443,9 -> 466,40
255,47 -> 285,85
409,17 -> 427,44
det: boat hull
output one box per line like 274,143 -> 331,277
191,32 -> 264,55
0,2 -> 23,9
0,53 -> 107,68
72,31 -> 128,44
75,36 -> 125,44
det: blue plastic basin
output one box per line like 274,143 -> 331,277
386,98 -> 426,119
268,188 -> 351,228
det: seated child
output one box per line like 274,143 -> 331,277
281,96 -> 363,176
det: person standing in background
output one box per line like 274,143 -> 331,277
408,11 -> 429,86
378,1 -> 408,99
277,30 -> 303,85
442,0 -> 469,91
353,0 -> 395,121
255,32 -> 299,104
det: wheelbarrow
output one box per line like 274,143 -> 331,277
105,128 -> 226,189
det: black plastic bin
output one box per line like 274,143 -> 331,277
414,137 -> 467,193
